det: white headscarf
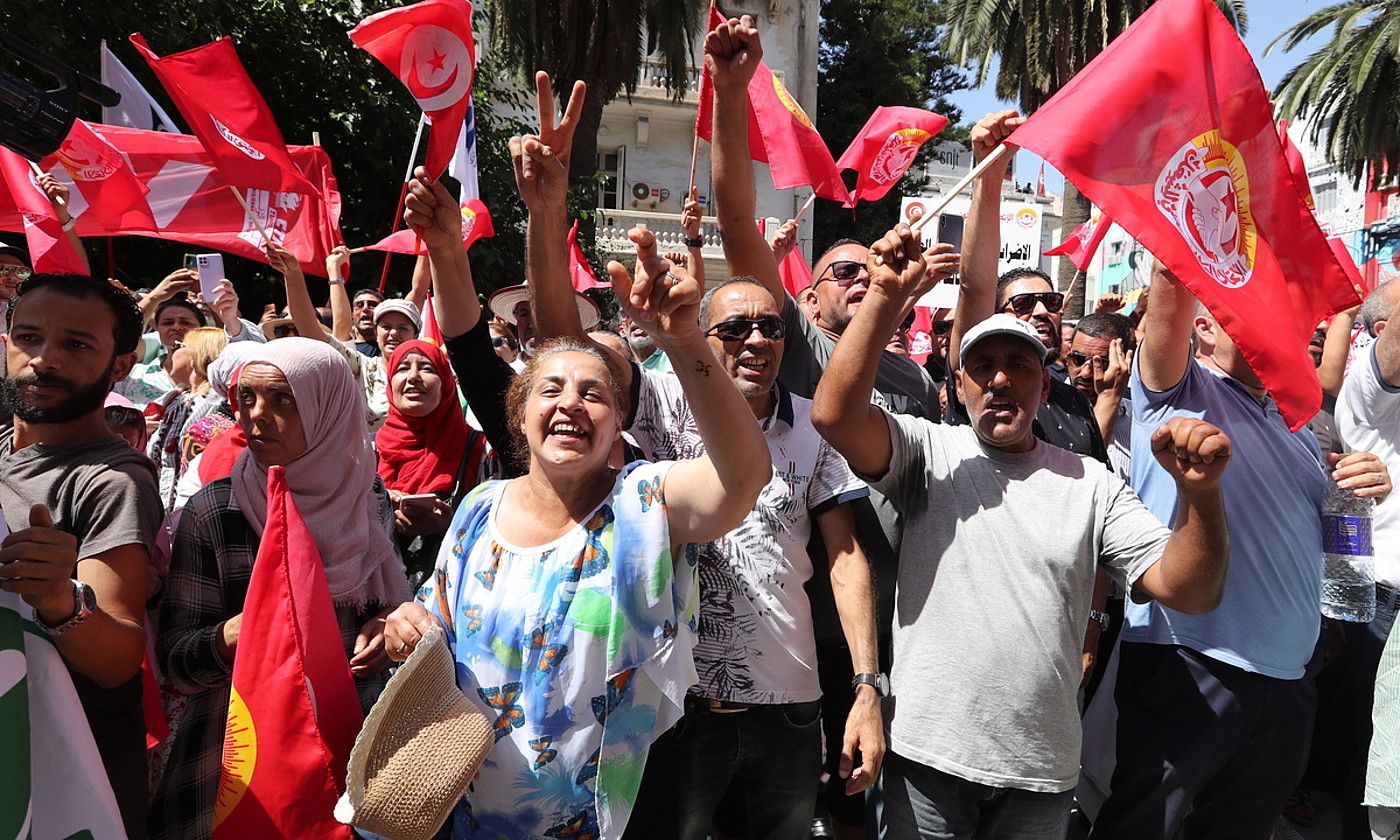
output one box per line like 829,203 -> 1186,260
230,338 -> 408,608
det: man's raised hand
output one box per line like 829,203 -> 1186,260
1151,417 -> 1232,489
970,109 -> 1024,164
869,225 -> 947,304
404,167 -> 462,248
704,14 -> 763,91
607,226 -> 701,346
508,73 -> 586,210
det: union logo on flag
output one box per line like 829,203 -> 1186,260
1154,130 -> 1257,289
870,129 -> 932,186
771,75 -> 814,130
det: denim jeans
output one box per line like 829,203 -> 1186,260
670,699 -> 823,840
872,750 -> 1073,840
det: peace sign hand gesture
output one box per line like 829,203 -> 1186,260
508,72 -> 587,211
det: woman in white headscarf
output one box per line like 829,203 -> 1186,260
150,338 -> 410,840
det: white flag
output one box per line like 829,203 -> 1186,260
448,103 -> 479,202
100,40 -> 181,134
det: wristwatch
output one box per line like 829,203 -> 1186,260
851,672 -> 890,697
36,579 -> 96,637
683,235 -> 704,248
1088,609 -> 1110,631
60,215 -> 77,232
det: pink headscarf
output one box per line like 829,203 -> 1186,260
231,338 -> 409,608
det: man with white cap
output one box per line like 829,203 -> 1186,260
810,224 -> 1236,839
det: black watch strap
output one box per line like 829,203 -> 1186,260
683,235 -> 704,248
851,672 -> 890,697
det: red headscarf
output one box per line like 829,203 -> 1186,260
375,339 -> 472,495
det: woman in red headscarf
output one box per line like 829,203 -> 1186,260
375,338 -> 491,587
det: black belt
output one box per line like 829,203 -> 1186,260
684,694 -> 759,714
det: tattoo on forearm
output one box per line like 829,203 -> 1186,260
694,361 -> 712,377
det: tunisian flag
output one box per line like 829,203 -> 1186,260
1044,210 -> 1113,272
361,197 -> 493,255
130,35 -> 318,195
212,467 -> 360,839
350,0 -> 476,180
696,7 -> 848,202
1007,0 -> 1359,430
835,106 -> 948,206
44,120 -> 153,230
0,149 -> 88,275
568,220 -> 608,291
23,125 -> 341,277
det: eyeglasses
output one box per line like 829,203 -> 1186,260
815,260 -> 867,288
705,316 -> 786,342
272,325 -> 297,339
0,265 -> 31,280
932,319 -> 953,337
491,336 -> 510,349
1003,291 -> 1064,315
1066,351 -> 1111,368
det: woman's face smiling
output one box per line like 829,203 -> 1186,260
390,350 -> 444,418
523,351 -> 620,472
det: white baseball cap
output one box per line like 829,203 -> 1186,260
958,313 -> 1049,366
373,299 -> 423,331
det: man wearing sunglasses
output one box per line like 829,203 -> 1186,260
811,224 -> 1233,840
1066,313 -> 1137,480
0,241 -> 32,339
512,55 -> 884,840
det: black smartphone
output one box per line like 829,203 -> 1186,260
936,214 -> 965,254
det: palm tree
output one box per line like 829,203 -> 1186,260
1268,0 -> 1399,188
489,0 -> 705,192
941,0 -> 1246,317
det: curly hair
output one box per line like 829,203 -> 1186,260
8,273 -> 144,355
503,337 -> 627,465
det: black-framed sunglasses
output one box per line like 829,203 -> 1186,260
705,316 -> 786,342
932,319 -> 954,336
491,336 -> 510,349
815,260 -> 867,288
1003,291 -> 1064,315
1066,350 -> 1111,368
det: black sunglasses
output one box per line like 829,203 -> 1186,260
816,260 -> 867,288
1067,350 -> 1111,368
1003,291 -> 1065,315
705,316 -> 786,342
932,319 -> 954,336
491,336 -> 510,349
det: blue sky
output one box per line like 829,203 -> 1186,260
945,0 -> 1334,194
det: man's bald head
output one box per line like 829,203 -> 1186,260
1360,283 -> 1400,336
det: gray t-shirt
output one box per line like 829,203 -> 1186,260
869,416 -> 1168,793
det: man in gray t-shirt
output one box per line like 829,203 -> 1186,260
810,224 -> 1234,839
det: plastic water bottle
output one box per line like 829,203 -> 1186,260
1320,478 -> 1376,623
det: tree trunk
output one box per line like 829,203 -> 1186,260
567,84 -> 608,246
1056,179 -> 1092,320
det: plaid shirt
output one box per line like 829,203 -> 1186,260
149,478 -> 399,840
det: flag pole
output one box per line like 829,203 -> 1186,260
26,161 -> 66,209
227,186 -> 275,246
793,192 -> 816,224
378,114 -> 428,294
876,143 -> 1013,265
687,132 -> 701,199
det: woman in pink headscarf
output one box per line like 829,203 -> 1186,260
150,338 -> 410,840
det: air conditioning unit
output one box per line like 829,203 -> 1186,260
631,182 -> 651,200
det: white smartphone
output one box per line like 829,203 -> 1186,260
398,493 -> 439,512
194,253 -> 225,302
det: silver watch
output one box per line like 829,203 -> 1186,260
36,579 -> 96,637
851,672 -> 891,697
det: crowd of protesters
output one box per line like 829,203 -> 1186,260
3,14 -> 1400,840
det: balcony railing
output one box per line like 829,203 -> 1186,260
625,57 -> 702,105
596,207 -> 724,262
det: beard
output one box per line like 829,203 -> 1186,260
0,360 -> 115,424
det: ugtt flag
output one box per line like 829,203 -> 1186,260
1008,0 -> 1359,430
213,467 -> 361,838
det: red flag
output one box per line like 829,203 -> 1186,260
834,106 -> 948,206
213,467 -> 359,839
779,247 -> 813,298
362,197 -> 493,255
1330,237 -> 1371,295
1007,0 -> 1359,430
1277,119 -> 1316,211
42,120 -> 153,230
1036,162 -> 1047,197
0,149 -> 88,274
421,292 -> 445,345
696,8 -> 849,202
23,125 -> 340,277
131,35 -> 317,195
908,305 -> 935,366
568,220 -> 608,291
350,0 -> 476,180
1044,210 -> 1113,271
